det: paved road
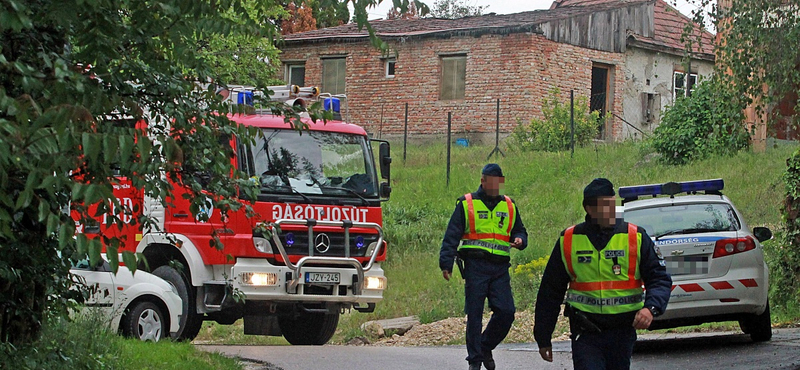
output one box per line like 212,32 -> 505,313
198,328 -> 800,370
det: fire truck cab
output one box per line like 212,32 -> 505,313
77,86 -> 391,345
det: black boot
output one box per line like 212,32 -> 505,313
468,362 -> 481,370
483,351 -> 496,370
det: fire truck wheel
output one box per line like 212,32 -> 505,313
279,312 -> 339,345
152,265 -> 204,341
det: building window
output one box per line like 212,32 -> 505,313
673,71 -> 698,100
286,64 -> 306,86
322,57 -> 346,96
440,55 -> 466,100
385,58 -> 396,78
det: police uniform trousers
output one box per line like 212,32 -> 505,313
463,258 -> 515,364
570,326 -> 637,370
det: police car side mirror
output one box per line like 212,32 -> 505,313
752,227 -> 772,243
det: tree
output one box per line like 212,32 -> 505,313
312,0 -> 351,28
430,0 -> 488,19
682,0 -> 800,309
281,1 -> 318,34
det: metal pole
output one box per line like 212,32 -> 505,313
403,102 -> 408,163
487,98 -> 505,159
570,89 -> 575,158
447,112 -> 452,188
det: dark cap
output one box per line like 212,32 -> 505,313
584,178 -> 615,200
482,163 -> 504,177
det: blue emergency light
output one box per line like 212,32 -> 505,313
618,179 -> 724,200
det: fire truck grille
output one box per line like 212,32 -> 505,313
272,232 -> 379,258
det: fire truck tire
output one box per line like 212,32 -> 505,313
152,265 -> 204,341
279,312 -> 339,345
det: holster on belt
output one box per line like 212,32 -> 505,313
455,256 -> 465,280
565,304 -> 602,334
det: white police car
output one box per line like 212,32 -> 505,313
71,257 -> 183,342
619,179 -> 773,341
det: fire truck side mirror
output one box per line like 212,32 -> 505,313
379,142 -> 391,180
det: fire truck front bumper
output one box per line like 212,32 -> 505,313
231,258 -> 386,305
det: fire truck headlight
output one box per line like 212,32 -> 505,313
241,272 -> 278,286
363,276 -> 386,290
364,242 -> 378,256
253,237 -> 273,254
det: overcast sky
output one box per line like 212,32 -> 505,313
364,0 -> 705,20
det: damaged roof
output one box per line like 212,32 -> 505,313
282,0 -> 650,42
551,0 -> 715,58
282,0 -> 714,60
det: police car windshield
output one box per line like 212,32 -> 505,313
624,203 -> 740,238
242,129 -> 378,197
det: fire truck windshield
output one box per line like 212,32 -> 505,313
241,129 -> 378,199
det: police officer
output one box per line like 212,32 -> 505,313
533,178 -> 671,370
440,163 -> 528,370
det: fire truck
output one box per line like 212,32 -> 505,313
74,86 -> 391,344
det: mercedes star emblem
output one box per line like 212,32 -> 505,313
315,233 -> 331,253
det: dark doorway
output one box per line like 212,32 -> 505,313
591,64 -> 610,138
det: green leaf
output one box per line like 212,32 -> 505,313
119,135 -> 134,164
76,233 -> 88,255
107,244 -> 119,275
122,251 -> 137,275
103,133 -> 119,163
82,133 -> 101,164
88,238 -> 102,269
14,189 -> 32,210
37,200 -> 50,222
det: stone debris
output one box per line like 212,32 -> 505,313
365,310 -> 570,347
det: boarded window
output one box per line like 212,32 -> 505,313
322,57 -> 346,95
287,64 -> 305,86
440,55 -> 466,100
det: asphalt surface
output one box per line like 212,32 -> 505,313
198,328 -> 800,370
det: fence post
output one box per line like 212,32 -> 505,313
487,98 -> 505,160
570,89 -> 575,158
447,112 -> 452,187
403,102 -> 408,163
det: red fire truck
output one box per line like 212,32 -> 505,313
74,86 -> 391,344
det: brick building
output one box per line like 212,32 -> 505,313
280,0 -> 715,142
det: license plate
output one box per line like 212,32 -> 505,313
305,272 -> 340,284
665,256 -> 709,276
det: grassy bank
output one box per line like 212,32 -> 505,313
0,313 -> 243,370
195,141 -> 799,344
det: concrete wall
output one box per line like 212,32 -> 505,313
281,32 -> 626,143
619,47 -> 714,140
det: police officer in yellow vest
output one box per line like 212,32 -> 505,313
440,164 -> 528,370
533,178 -> 671,370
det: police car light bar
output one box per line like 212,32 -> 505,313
618,179 -> 724,199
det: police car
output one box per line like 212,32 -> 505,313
618,179 -> 773,341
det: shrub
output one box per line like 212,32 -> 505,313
647,76 -> 751,165
509,88 -> 600,152
768,148 -> 800,309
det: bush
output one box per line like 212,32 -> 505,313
647,76 -> 751,165
768,148 -> 800,308
509,88 -> 600,152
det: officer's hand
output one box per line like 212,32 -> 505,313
539,346 -> 553,362
442,270 -> 451,281
633,307 -> 654,329
510,237 -> 523,249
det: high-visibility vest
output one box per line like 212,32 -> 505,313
458,193 -> 516,257
560,223 -> 645,314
